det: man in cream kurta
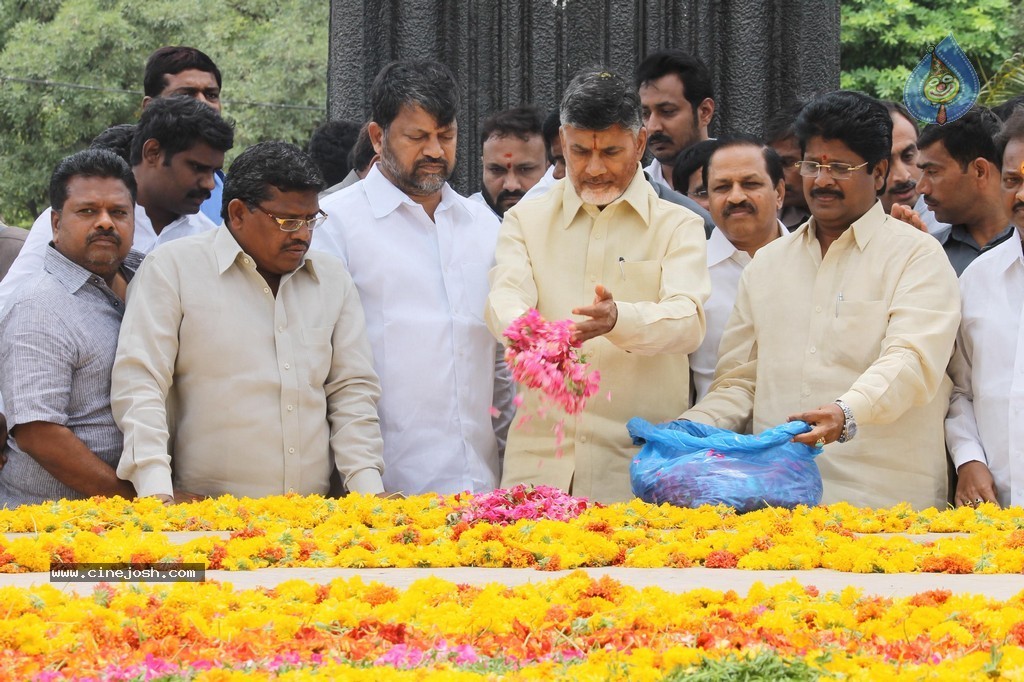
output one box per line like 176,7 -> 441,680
486,68 -> 709,504
683,91 -> 961,510
113,142 -> 385,500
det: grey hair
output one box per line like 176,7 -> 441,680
559,67 -> 643,133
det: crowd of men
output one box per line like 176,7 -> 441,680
0,44 -> 1021,512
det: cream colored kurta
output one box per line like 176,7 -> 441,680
684,202 -> 961,509
113,228 -> 385,499
486,166 -> 709,503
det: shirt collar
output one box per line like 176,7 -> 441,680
804,200 -> 887,252
44,244 -> 144,294
361,163 -> 469,221
707,220 -> 788,266
991,225 -> 1024,274
561,164 -> 652,228
213,224 -> 319,281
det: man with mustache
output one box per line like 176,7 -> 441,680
881,101 -> 947,235
314,61 -> 514,496
0,150 -> 140,506
689,137 -> 787,402
638,49 -> 715,191
469,106 -> 549,217
684,91 -> 961,510
0,96 -> 233,314
113,142 -> 388,502
945,106 -> 1024,509
487,67 -> 710,504
917,107 -> 1014,276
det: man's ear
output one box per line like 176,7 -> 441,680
635,126 -> 649,158
775,179 -> 786,211
51,207 -> 61,243
141,138 -> 164,166
873,158 -> 889,192
697,98 -> 715,130
226,198 -> 248,231
368,122 -> 384,156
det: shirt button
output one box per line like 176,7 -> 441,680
284,363 -> 291,370
590,275 -> 597,282
278,326 -> 285,332
580,435 -> 587,443
288,447 -> 295,454
243,258 -> 250,264
815,305 -> 822,313
809,346 -> 816,354
287,405 -> 294,411
264,287 -> 270,294
594,233 -> 602,240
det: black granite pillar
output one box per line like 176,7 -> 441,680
327,0 -> 840,194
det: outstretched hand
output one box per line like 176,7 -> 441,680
571,285 -> 618,343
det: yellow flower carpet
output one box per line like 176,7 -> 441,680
1,488 -> 1023,680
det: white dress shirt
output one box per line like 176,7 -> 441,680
0,205 -> 215,314
690,222 -> 788,402
313,165 -> 508,496
945,229 -> 1024,507
520,165 -> 558,203
644,159 -> 670,190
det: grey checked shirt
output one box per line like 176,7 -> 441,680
0,245 -> 143,507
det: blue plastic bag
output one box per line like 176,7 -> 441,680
627,418 -> 823,512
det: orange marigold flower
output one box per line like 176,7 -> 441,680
909,589 -> 952,607
704,550 -> 738,568
363,584 -> 399,606
921,554 -> 974,574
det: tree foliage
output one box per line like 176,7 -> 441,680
841,0 -> 1024,103
0,0 -> 328,226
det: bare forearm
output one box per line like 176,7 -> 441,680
12,422 -> 135,499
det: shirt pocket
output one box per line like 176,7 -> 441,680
616,260 -> 661,303
830,300 -> 889,370
301,326 -> 334,386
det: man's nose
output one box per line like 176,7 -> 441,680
199,171 -> 216,192
502,171 -> 522,191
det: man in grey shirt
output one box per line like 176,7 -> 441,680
0,149 -> 140,506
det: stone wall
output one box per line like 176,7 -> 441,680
327,0 -> 840,194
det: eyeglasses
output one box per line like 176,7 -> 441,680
794,160 -> 869,180
254,205 -> 328,232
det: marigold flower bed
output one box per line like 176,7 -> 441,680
3,572 -> 1024,680
2,491 -> 1024,573
3,490 -> 1024,679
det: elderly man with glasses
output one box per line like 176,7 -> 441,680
112,141 -> 389,502
683,91 -> 961,510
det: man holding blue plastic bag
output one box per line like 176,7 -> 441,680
682,91 -> 961,510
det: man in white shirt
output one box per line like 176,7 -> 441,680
113,141 -> 386,501
945,108 -> 1024,508
637,49 -> 715,191
469,106 -> 549,217
690,137 -> 787,402
313,60 -> 513,496
0,96 -> 233,313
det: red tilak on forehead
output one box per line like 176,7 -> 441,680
821,153 -> 830,163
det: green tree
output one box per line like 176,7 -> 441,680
0,0 -> 328,227
841,0 -> 1023,101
